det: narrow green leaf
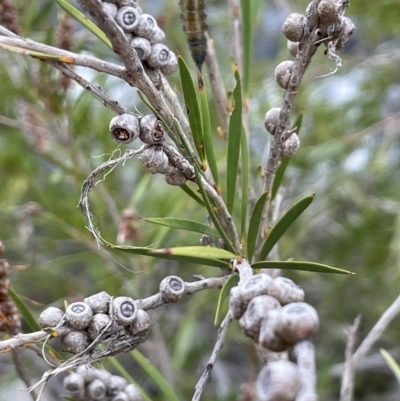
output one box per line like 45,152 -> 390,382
55,0 -> 112,49
107,357 -> 152,401
179,183 -> 205,207
8,287 -> 41,332
214,275 -> 239,326
178,56 -> 205,165
143,217 -> 220,238
109,244 -> 230,268
150,246 -> 237,260
240,126 -> 249,241
271,113 -> 303,199
380,349 -> 400,384
130,350 -> 181,401
194,166 -> 237,254
251,260 -> 354,274
247,191 -> 270,261
259,194 -> 314,261
199,76 -> 219,186
226,68 -> 243,213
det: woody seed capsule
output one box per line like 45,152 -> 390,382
39,306 -> 64,328
161,51 -> 179,76
281,133 -> 300,157
268,276 -> 304,305
109,114 -> 140,144
264,107 -> 281,135
61,330 -> 90,354
129,309 -> 151,335
125,383 -> 143,401
86,378 -> 107,400
275,60 -> 295,89
160,275 -> 186,302
112,297 -> 138,326
116,6 -> 140,32
63,372 -> 85,398
64,301 -> 93,330
148,44 -> 171,68
139,114 -> 164,144
282,13 -> 305,42
84,291 -> 111,314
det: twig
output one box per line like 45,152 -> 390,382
351,295 -> 400,368
294,341 -> 318,401
191,311 -> 233,401
340,314 -> 361,401
11,348 -> 37,401
204,33 -> 229,134
228,0 -> 243,77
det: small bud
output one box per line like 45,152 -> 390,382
61,330 -> 90,354
239,295 -> 281,342
275,60 -> 295,89
116,6 -> 141,32
86,378 -> 107,400
65,302 -> 93,330
268,277 -> 304,305
125,383 -> 143,401
281,132 -> 300,157
63,372 -> 85,398
84,291 -> 111,314
129,309 -> 151,335
282,13 -> 305,42
107,375 -> 128,397
278,302 -> 319,343
39,306 -> 64,328
263,108 -> 281,135
112,297 -> 138,326
87,313 -> 111,341
134,14 -> 158,39
130,37 -> 151,60
161,51 -> 179,76
147,44 -> 171,68
139,114 -> 164,144
109,114 -> 140,144
255,360 -> 302,401
160,275 -> 186,302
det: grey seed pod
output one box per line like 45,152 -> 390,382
76,364 -> 97,382
259,309 -> 293,352
87,313 -> 111,341
147,44 -> 170,68
275,60 -> 295,89
84,291 -> 111,314
61,330 -> 90,354
107,375 -> 128,397
64,302 -> 93,330
281,133 -> 300,158
337,16 -> 355,49
149,27 -> 166,44
268,276 -> 304,305
278,302 -> 319,343
119,0 -> 139,8
130,37 -> 151,60
90,368 -> 112,385
116,7 -> 140,32
129,309 -> 151,335
229,286 -> 247,320
160,275 -> 186,302
112,297 -> 138,326
165,170 -> 187,186
39,306 -> 64,328
134,14 -> 158,39
112,391 -> 130,401
239,273 -> 273,306
125,383 -> 143,401
125,32 -> 133,42
139,114 -> 164,144
239,295 -> 281,342
102,2 -> 118,19
109,113 -> 140,144
287,40 -> 299,58
86,378 -> 107,400
137,147 -> 171,175
255,360 -> 302,401
263,107 -> 281,135
161,51 -> 178,76
63,372 -> 85,398
282,13 -> 305,42
317,0 -> 342,25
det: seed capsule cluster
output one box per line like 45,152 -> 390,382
108,113 -> 195,185
230,273 -> 319,353
0,242 -> 21,337
63,366 -> 143,401
100,0 -> 178,77
39,292 -> 151,354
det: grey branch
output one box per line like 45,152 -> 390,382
294,341 -> 318,401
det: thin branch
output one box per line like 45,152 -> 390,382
11,348 -> 37,401
191,311 -> 233,401
228,0 -> 243,77
340,314 -> 362,401
294,341 -> 318,401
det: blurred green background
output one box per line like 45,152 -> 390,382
0,0 -> 400,400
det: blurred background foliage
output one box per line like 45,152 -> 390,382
0,0 -> 400,400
